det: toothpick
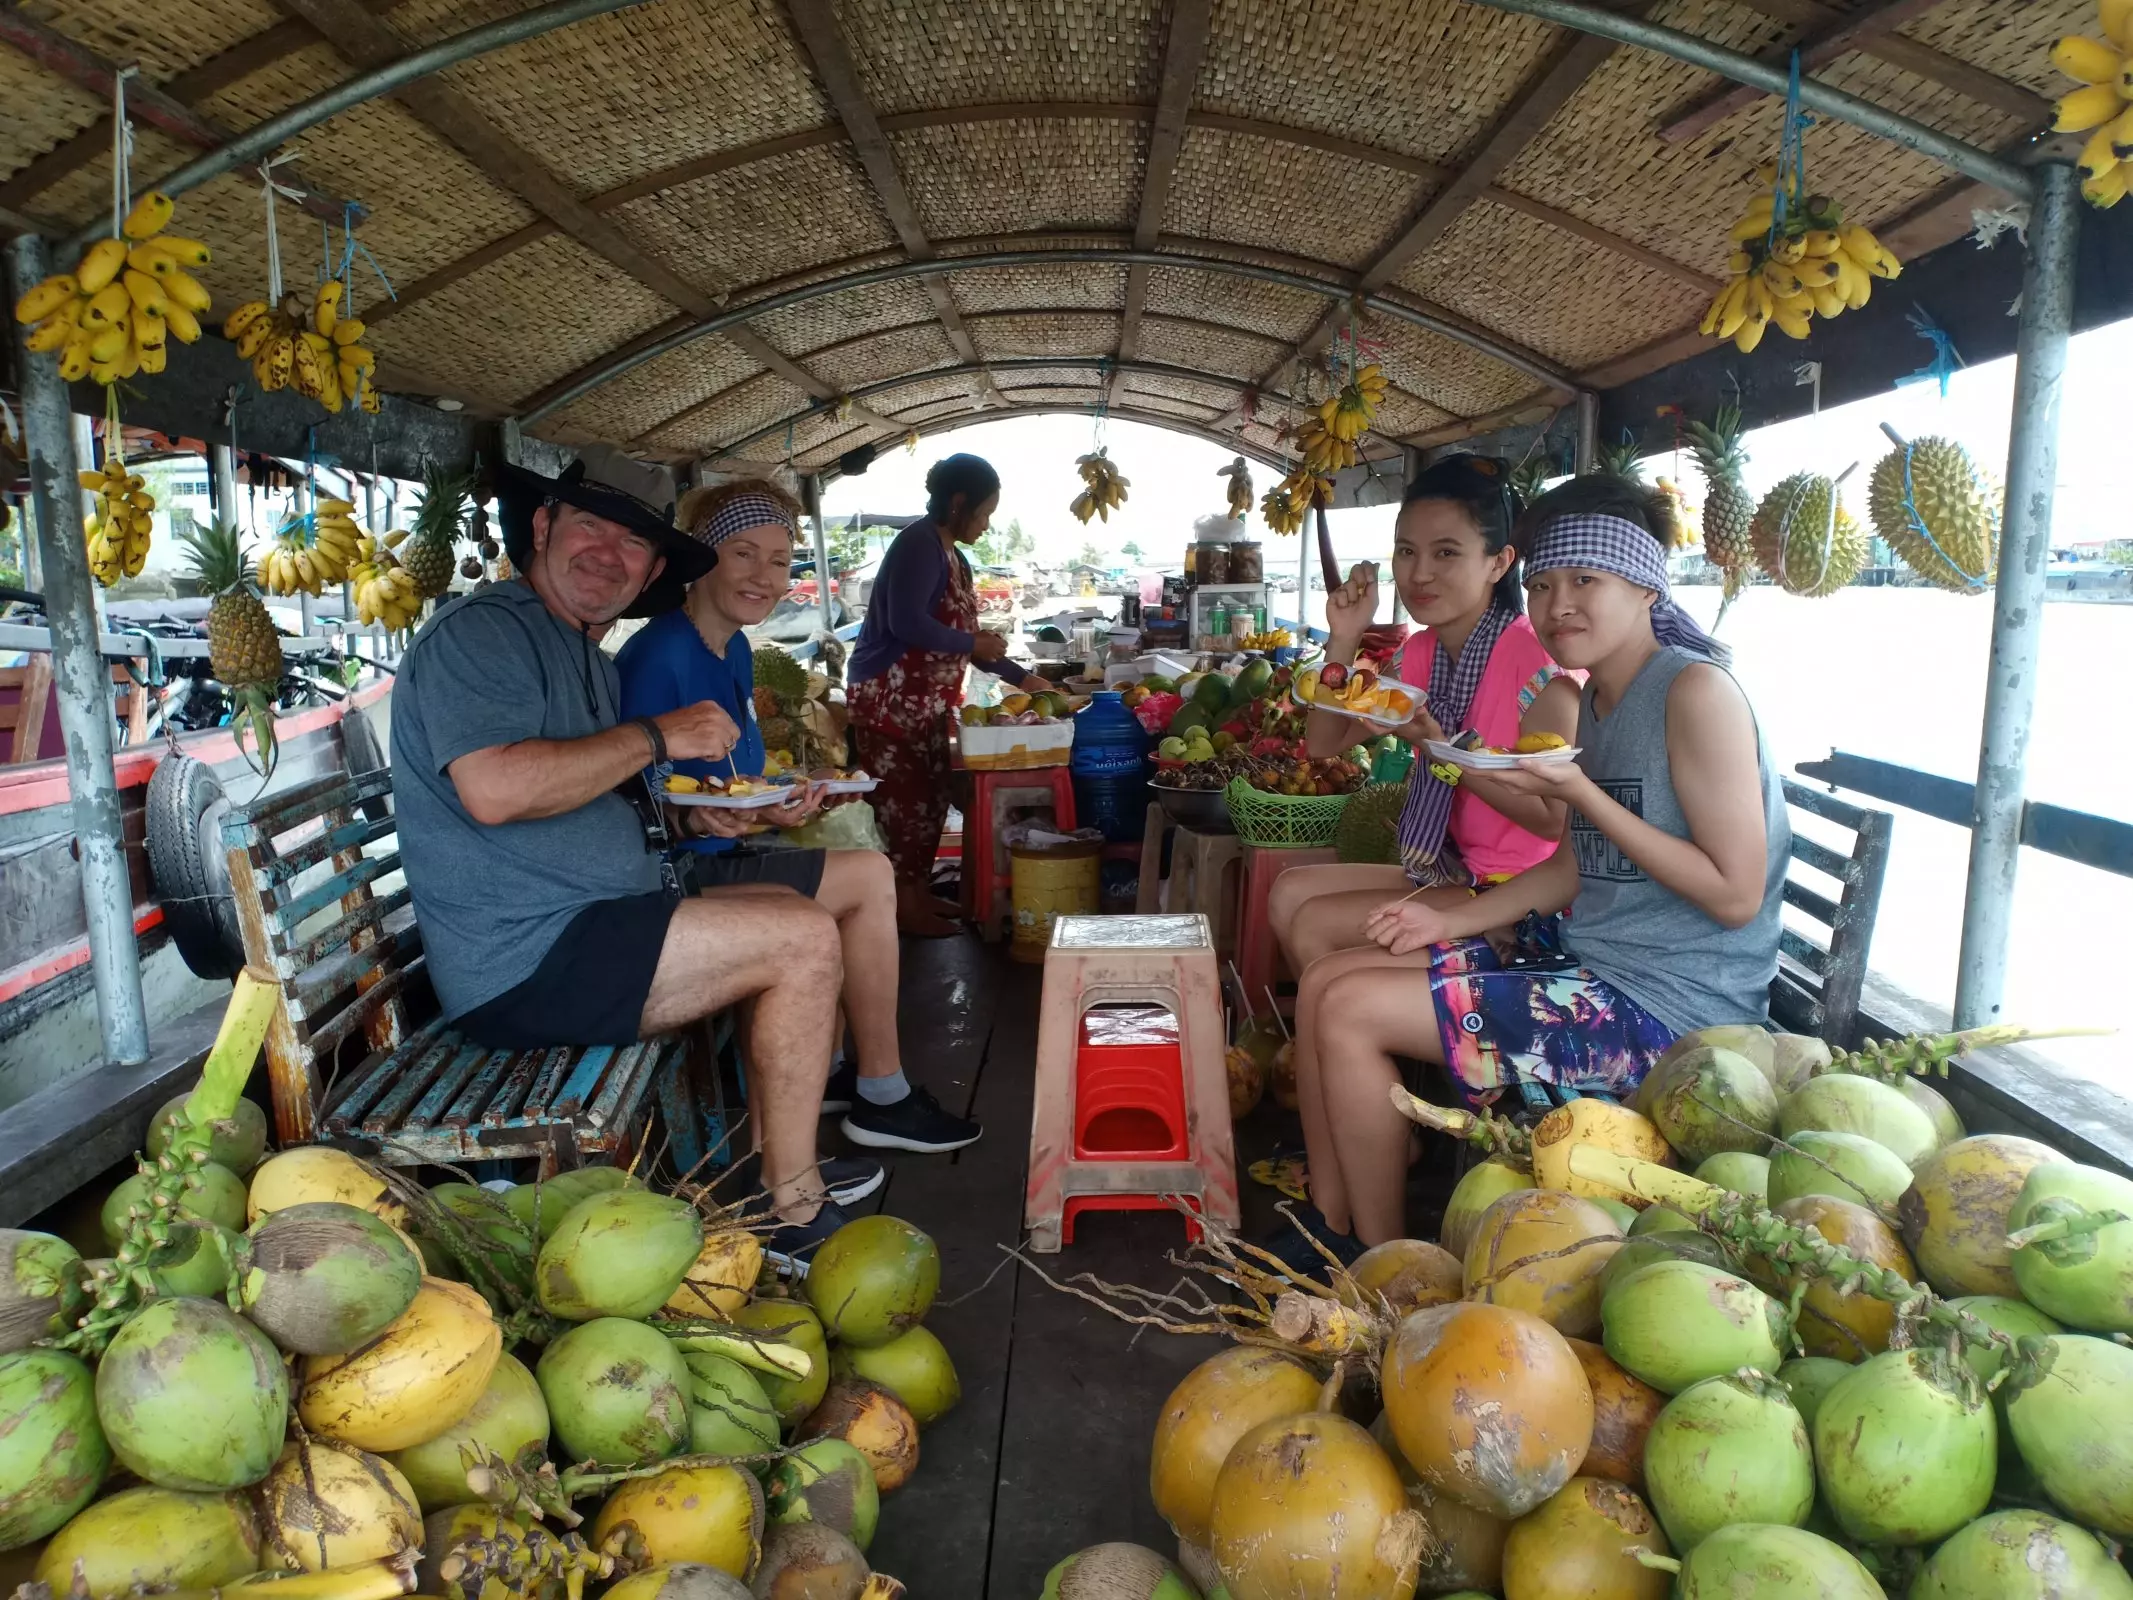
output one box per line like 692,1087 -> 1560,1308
1263,988 -> 1291,1040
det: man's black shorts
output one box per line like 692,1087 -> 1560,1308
454,891 -> 678,1050
678,846 -> 826,898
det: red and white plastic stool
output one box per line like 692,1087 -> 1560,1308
1235,844 -> 1339,1008
1025,913 -> 1239,1251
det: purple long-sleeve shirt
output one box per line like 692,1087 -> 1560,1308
849,519 -> 1027,685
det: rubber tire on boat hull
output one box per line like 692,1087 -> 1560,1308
146,752 -> 246,980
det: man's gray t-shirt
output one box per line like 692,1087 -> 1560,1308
391,580 -> 662,1018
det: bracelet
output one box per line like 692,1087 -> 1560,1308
632,717 -> 668,769
1427,760 -> 1462,787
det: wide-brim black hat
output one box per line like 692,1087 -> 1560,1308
496,458 -> 714,618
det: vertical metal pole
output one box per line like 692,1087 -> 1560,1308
1575,391 -> 1599,475
6,234 -> 150,1067
208,442 -> 238,520
294,472 -> 315,640
801,474 -> 835,637
1296,509 -> 1312,634
1954,163 -> 2081,1029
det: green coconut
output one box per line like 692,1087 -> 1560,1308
1636,1028 -> 1778,1115
2006,1161 -> 2133,1332
1657,1523 -> 1888,1598
1643,1372 -> 1813,1551
0,1349 -> 108,1551
1692,1152 -> 1770,1203
1774,1357 -> 1852,1428
1042,1543 -> 1200,1600
0,1231 -> 86,1355
239,1201 -> 422,1355
146,1093 -> 270,1174
388,1352 -> 549,1513
804,1216 -> 939,1349
1598,1230 -> 1737,1297
1946,1295 -> 2062,1389
1765,1130 -> 1911,1212
1626,1204 -> 1697,1237
2002,1333 -> 2133,1536
830,1324 -> 960,1426
1589,1197 -> 1639,1230
1650,1047 -> 1779,1166
427,1184 -> 536,1297
1766,1034 -> 1831,1093
500,1166 -> 638,1241
1779,1076 -> 1939,1170
683,1352 -> 781,1458
731,1301 -> 830,1428
1911,1508 -> 2133,1600
601,1565 -> 752,1600
1811,1349 -> 1995,1545
765,1438 -> 879,1551
32,1485 -> 261,1596
1440,1160 -> 1534,1259
96,1297 -> 287,1491
1600,1261 -> 1787,1395
1896,1077 -> 1965,1151
535,1318 -> 690,1468
1898,1133 -> 2062,1299
536,1189 -> 702,1321
149,1221 -> 240,1299
100,1161 -> 249,1252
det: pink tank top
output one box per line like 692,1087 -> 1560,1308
1396,616 -> 1562,882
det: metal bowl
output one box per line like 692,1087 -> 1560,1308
1149,779 -> 1234,832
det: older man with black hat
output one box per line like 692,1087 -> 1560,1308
390,456 -> 850,1264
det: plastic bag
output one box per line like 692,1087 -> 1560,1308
782,799 -> 888,852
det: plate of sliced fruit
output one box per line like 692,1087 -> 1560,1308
1294,662 -> 1422,728
1423,733 -> 1580,771
662,774 -> 799,808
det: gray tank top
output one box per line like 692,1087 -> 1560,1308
1561,646 -> 1789,1034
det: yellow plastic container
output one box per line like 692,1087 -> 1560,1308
1010,842 -> 1101,963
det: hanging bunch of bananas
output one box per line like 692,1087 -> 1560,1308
2051,2 -> 2133,207
1295,415 -> 1360,476
350,533 -> 424,632
1261,467 -> 1330,536
1698,168 -> 1900,353
12,193 -> 210,385
1070,449 -> 1129,524
1318,361 -> 1387,443
1218,455 -> 1254,521
81,454 -> 155,586
223,281 -> 379,412
259,498 -> 360,596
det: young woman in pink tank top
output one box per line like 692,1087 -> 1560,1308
1264,454 -> 1579,1268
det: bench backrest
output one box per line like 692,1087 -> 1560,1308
1776,777 -> 1893,1044
222,766 -> 416,1145
0,657 -> 53,765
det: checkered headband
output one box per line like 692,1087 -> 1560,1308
1525,512 -> 1729,664
692,492 -> 799,548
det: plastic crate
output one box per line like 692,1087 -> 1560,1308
1223,777 -> 1351,848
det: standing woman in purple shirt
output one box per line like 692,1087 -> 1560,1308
848,454 -> 1050,936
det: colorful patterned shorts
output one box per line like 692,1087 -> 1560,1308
1427,920 -> 1676,1113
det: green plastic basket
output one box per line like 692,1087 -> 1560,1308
1224,777 -> 1352,848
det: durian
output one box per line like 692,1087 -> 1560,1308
1867,432 -> 1999,593
1750,472 -> 1867,598
1333,781 -> 1409,866
754,643 -> 810,701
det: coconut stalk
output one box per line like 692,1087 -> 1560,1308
12,1555 -> 417,1600
1567,1148 -> 2024,1390
64,974 -> 279,1354
1817,1025 -> 2110,1084
1388,1086 -> 1531,1166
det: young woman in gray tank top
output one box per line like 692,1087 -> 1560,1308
1298,478 -> 1788,1255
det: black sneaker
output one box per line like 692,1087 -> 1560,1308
1261,1204 -> 1367,1284
841,1087 -> 982,1154
763,1199 -> 853,1279
820,1060 -> 857,1115
716,1151 -> 882,1207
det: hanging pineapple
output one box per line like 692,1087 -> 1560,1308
178,520 -> 282,775
2050,3 -> 2133,207
12,193 -> 210,385
1685,404 -> 1757,585
1509,456 -> 1552,507
1597,438 -> 1648,484
402,465 -> 473,600
1217,456 -> 1254,522
80,453 -> 154,587
1867,431 -> 1999,593
1750,472 -> 1867,597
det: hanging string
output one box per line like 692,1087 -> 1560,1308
107,67 -> 137,238
1896,305 -> 1962,398
1768,51 -> 1814,247
1092,357 -> 1111,449
257,153 -> 305,304
335,201 -> 396,304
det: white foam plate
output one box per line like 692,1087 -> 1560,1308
1423,739 -> 1581,771
817,777 -> 879,795
663,784 -> 798,809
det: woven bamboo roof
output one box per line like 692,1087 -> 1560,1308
0,0 -> 2075,474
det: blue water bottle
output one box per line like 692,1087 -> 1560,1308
1069,691 -> 1152,843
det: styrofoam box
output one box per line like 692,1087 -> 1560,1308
959,721 -> 1076,769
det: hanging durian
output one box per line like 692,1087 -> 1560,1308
1867,429 -> 1999,594
1750,471 -> 1867,597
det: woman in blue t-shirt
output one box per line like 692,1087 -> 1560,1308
617,479 -> 978,1154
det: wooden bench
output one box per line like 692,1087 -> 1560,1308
221,766 -> 678,1169
1774,777 -> 1894,1044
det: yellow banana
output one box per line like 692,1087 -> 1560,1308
1809,283 -> 1847,319
1734,312 -> 1768,354
14,275 -> 78,324
149,236 -> 210,268
76,238 -> 128,295
2078,120 -> 2123,181
1760,261 -> 1803,298
2057,81 -> 2126,133
2053,35 -> 2124,84
122,269 -> 168,318
313,280 -> 342,336
81,283 -> 130,329
2086,163 -> 2129,207
223,300 -> 271,339
26,314 -> 74,353
88,323 -> 130,364
161,301 -> 202,344
332,317 -> 367,347
163,271 -> 212,314
1770,299 -> 1813,340
122,192 -> 175,240
1799,230 -> 1841,258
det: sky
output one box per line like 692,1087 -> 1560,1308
818,314 -> 2133,570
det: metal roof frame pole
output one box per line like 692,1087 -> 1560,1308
5,233 -> 151,1067
1954,162 -> 2080,1030
1575,391 -> 1598,475
800,474 -> 836,647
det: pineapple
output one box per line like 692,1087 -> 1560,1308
1684,404 -> 1756,574
1750,472 -> 1868,598
403,464 -> 472,601
1867,435 -> 1998,593
179,518 -> 282,774
1597,438 -> 1649,485
1509,456 -> 1552,508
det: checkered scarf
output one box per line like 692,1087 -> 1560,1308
1526,512 -> 1730,665
1394,601 -> 1518,881
691,492 -> 799,548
